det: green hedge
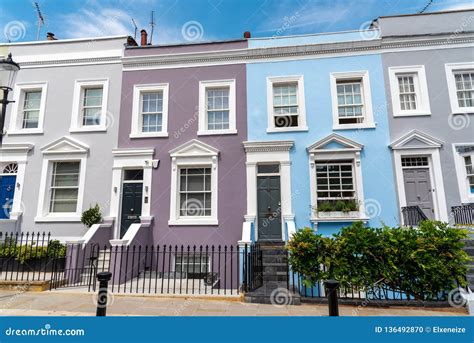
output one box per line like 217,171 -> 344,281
0,240 -> 66,264
287,221 -> 470,300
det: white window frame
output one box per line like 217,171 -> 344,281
35,137 -> 88,222
266,75 -> 307,133
388,65 -> 431,117
308,134 -> 367,223
169,140 -> 219,226
330,71 -> 375,130
130,83 -> 169,138
453,143 -> 474,204
8,82 -> 47,135
445,62 -> 474,114
70,79 -> 109,132
198,79 -> 237,136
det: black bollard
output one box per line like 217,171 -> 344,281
96,272 -> 112,317
324,280 -> 340,316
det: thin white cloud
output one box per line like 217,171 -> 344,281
431,0 -> 474,12
60,8 -> 132,38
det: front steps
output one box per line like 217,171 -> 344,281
245,241 -> 300,305
463,236 -> 474,291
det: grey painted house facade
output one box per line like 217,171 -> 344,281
0,37 -> 126,240
377,10 -> 474,223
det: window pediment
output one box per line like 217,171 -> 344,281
307,133 -> 363,153
40,136 -> 89,155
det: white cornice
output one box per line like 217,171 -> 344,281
112,148 -> 155,157
243,140 -> 294,153
122,32 -> 474,71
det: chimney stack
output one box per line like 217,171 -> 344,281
46,32 -> 57,40
140,29 -> 148,46
243,31 -> 251,39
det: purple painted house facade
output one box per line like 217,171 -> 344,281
108,38 -> 248,248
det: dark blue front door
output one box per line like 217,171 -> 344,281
0,175 -> 16,219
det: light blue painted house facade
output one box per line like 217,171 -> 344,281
243,31 -> 400,239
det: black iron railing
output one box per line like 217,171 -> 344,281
401,206 -> 428,227
452,204 -> 474,226
242,243 -> 262,293
53,244 -> 243,295
0,232 -> 66,282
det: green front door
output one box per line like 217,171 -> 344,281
257,175 -> 282,241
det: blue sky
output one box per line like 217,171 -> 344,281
1,0 -> 473,44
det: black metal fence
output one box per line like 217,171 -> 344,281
401,206 -> 428,227
452,205 -> 474,226
0,232 -> 66,283
242,243 -> 262,292
51,243 -> 249,295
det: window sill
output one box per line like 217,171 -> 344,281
7,129 -> 44,135
311,212 -> 369,223
197,129 -> 237,136
70,127 -> 107,133
450,111 -> 474,116
393,112 -> 431,117
130,132 -> 169,138
168,218 -> 219,226
333,124 -> 376,130
266,126 -> 308,133
35,216 -> 81,223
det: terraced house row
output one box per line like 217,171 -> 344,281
0,10 -> 473,254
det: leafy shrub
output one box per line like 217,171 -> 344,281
316,201 -> 333,212
81,204 -> 102,228
286,228 -> 331,287
0,239 -> 66,264
287,221 -> 470,300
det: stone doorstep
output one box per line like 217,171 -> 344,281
0,280 -> 51,292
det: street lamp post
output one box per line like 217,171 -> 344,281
0,53 -> 20,145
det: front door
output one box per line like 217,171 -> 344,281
403,168 -> 434,219
0,175 -> 16,219
120,169 -> 143,238
257,173 -> 282,241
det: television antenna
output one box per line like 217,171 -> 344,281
34,2 -> 45,41
131,18 -> 138,41
149,11 -> 155,44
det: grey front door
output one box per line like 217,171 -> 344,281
403,168 -> 434,219
257,175 -> 282,241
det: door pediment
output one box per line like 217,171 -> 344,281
389,130 -> 443,150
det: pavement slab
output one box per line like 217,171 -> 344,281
0,290 -> 468,317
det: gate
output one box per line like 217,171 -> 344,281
50,243 -> 104,291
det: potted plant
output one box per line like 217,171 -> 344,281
81,204 -> 103,228
315,199 -> 360,219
